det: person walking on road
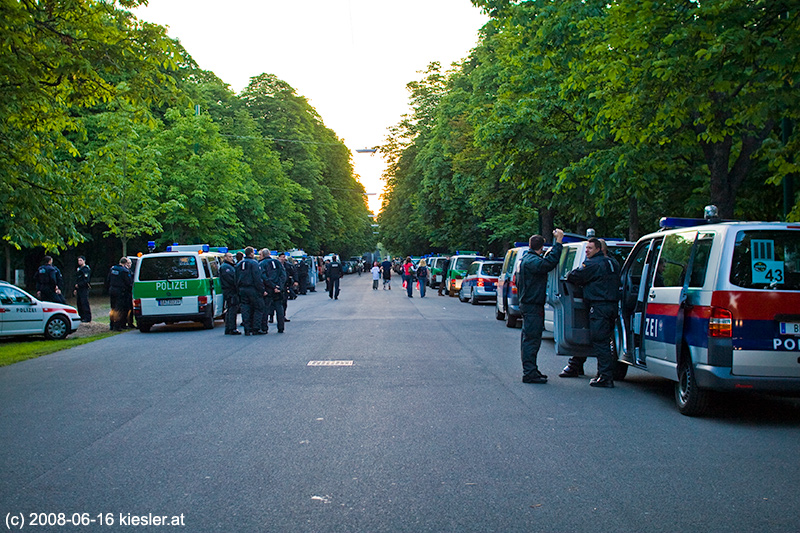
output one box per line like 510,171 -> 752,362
381,258 -> 392,290
220,252 -> 240,335
325,255 -> 343,299
371,261 -> 381,290
403,257 -> 416,298
107,257 -> 132,331
416,259 -> 429,298
517,229 -> 564,384
562,238 -> 621,388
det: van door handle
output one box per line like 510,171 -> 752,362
649,291 -> 656,299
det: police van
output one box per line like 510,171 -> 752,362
445,252 -> 486,297
612,211 -> 800,415
132,245 -> 225,332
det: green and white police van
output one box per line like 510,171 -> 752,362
132,245 -> 225,332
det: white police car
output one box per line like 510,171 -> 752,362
613,210 -> 800,415
0,281 -> 81,340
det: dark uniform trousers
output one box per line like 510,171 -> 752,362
223,292 -> 239,333
239,286 -> 264,334
264,294 -> 285,332
589,301 -> 617,380
520,305 -> 546,377
76,287 -> 91,322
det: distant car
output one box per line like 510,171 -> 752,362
0,281 -> 81,340
458,261 -> 503,305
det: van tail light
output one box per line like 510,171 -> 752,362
133,299 -> 141,316
709,307 -> 732,338
198,295 -> 209,312
511,274 -> 517,295
476,278 -> 486,287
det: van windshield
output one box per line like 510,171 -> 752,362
454,257 -> 479,271
730,230 -> 800,290
139,256 -> 199,281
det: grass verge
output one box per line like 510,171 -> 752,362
0,332 -> 120,367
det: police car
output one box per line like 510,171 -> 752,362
0,280 -> 81,340
458,260 -> 503,304
613,209 -> 800,415
444,252 -> 486,297
132,245 -> 225,332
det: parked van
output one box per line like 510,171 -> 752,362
445,252 -> 486,297
132,250 -> 224,332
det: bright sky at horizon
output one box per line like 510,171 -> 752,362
131,0 -> 489,215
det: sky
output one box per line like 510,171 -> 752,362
131,0 -> 489,215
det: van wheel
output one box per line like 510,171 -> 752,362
45,315 -> 69,340
138,321 -> 152,333
458,289 -> 467,302
675,357 -> 710,416
611,328 -> 628,381
496,306 -> 505,320
470,290 -> 479,305
202,313 -> 214,330
505,311 -> 518,328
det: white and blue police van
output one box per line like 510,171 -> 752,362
611,208 -> 800,415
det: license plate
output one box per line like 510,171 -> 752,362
780,322 -> 800,335
158,298 -> 182,306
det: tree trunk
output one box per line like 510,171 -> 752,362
540,207 -> 555,240
628,196 -> 640,241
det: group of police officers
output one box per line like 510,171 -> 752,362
219,247 -> 315,336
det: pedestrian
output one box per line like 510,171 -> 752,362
219,252 -> 240,335
323,258 -> 331,293
236,246 -> 266,336
259,248 -> 286,333
416,259 -> 428,298
325,254 -> 343,299
371,261 -> 381,290
35,256 -> 64,303
438,257 -> 450,296
107,257 -> 133,331
73,256 -> 92,322
517,229 -> 564,384
381,257 -> 392,290
403,257 -> 416,297
561,238 -> 621,388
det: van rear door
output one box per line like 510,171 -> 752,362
549,245 -> 593,357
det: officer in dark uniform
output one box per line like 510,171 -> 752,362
563,237 -> 621,388
259,249 -> 286,333
107,257 -> 132,331
517,229 -> 564,383
277,253 -> 295,323
35,256 -> 63,303
237,247 -> 266,336
297,258 -> 310,295
219,252 -> 240,335
325,255 -> 343,299
74,256 -> 92,322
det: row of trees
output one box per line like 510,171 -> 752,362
1,0 -> 374,282
377,0 -> 799,256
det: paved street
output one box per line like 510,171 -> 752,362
2,275 -> 800,532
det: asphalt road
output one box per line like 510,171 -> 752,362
2,275 -> 800,532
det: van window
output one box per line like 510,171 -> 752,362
658,232 -> 696,287
689,233 -> 714,287
454,257 -> 475,271
467,263 -> 479,276
505,251 -> 516,274
138,256 -> 199,281
559,248 -> 577,279
730,230 -> 800,289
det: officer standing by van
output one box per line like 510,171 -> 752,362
563,237 -> 621,388
220,252 -> 240,335
237,247 -> 266,336
517,229 -> 564,384
108,257 -> 132,331
74,256 -> 92,322
297,258 -> 310,295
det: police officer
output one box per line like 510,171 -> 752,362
259,249 -> 286,333
220,252 -> 240,335
35,256 -> 63,303
277,253 -> 295,323
74,256 -> 92,322
108,257 -> 132,331
517,229 -> 564,384
297,257 -> 310,295
236,247 -> 266,336
563,237 -> 621,388
325,255 -> 343,299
